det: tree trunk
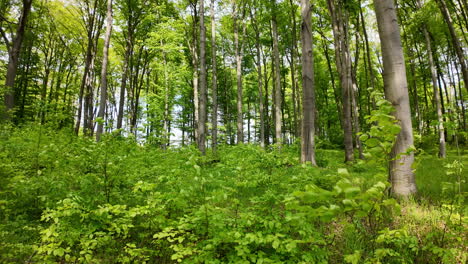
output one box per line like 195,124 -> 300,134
289,0 -> 299,138
191,3 -> 200,144
198,0 -> 207,155
117,41 -> 131,130
436,0 -> 468,93
210,0 -> 218,153
271,0 -> 282,146
96,0 -> 113,142
424,27 -> 446,157
2,0 -> 33,120
251,8 -> 265,148
300,0 -> 317,165
327,0 -> 354,163
374,0 -> 417,197
234,3 -> 244,144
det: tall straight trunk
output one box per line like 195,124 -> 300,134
327,0 -> 354,162
374,0 -> 417,197
75,0 -> 101,135
2,0 -> 33,120
198,0 -> 207,155
75,44 -> 94,135
96,0 -> 113,142
234,3 -> 244,144
251,9 -> 265,148
289,0 -> 299,138
318,23 -> 342,125
262,46 -> 271,146
436,0 -> 468,93
453,49 -> 467,130
359,3 -> 377,110
210,0 -> 218,152
191,3 -> 200,143
352,16 -> 364,159
271,0 -> 282,146
162,50 -> 170,149
117,42 -> 131,130
300,0 -> 317,165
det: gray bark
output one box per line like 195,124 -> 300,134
2,0 -> 33,120
210,0 -> 218,152
326,0 -> 354,162
198,0 -> 207,154
374,0 -> 417,197
300,0 -> 317,165
234,3 -> 244,144
96,0 -> 113,142
423,27 -> 446,158
271,0 -> 282,146
436,0 -> 468,94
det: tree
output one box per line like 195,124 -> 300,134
233,0 -> 245,144
210,0 -> 218,152
300,0 -> 316,165
1,0 -> 33,120
198,0 -> 207,154
374,0 -> 417,196
96,0 -> 113,141
271,0 -> 282,146
326,0 -> 354,163
423,26 -> 446,158
435,0 -> 468,93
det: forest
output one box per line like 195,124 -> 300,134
0,0 -> 467,262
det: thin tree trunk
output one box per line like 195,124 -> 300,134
191,3 -> 200,144
436,0 -> 468,93
251,8 -> 265,148
289,0 -> 299,138
271,0 -> 282,146
97,0 -> 113,142
2,0 -> 33,120
117,41 -> 131,130
300,0 -> 317,165
374,0 -> 417,197
327,0 -> 354,162
234,3 -> 244,144
198,0 -> 207,154
210,0 -> 218,153
359,3 -> 377,110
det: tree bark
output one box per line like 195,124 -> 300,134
423,27 -> 446,158
234,3 -> 244,144
198,0 -> 207,154
250,8 -> 265,148
300,0 -> 317,165
2,0 -> 33,120
327,0 -> 354,162
436,0 -> 468,93
210,0 -> 218,153
374,0 -> 417,197
271,0 -> 282,146
96,0 -> 113,142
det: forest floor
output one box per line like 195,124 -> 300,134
0,125 -> 466,263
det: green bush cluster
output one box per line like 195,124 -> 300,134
0,124 -> 466,263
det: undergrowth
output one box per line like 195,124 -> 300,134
0,124 -> 466,263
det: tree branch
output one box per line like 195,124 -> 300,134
0,25 -> 11,52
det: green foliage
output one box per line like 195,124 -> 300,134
0,125 -> 466,263
359,91 -> 401,170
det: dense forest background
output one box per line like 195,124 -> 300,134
0,0 -> 467,263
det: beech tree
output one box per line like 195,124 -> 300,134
96,0 -> 113,141
300,0 -> 316,165
374,0 -> 417,196
1,0 -> 33,120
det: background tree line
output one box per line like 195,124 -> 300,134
1,0 -> 467,196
